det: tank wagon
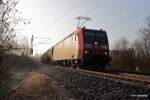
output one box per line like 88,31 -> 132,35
42,27 -> 111,70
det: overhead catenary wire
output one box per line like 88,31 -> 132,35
47,0 -> 94,33
47,0 -> 73,24
33,38 -> 51,47
76,0 -> 97,28
49,0 -> 96,37
47,1 -> 74,33
33,37 -> 50,39
32,0 -> 74,47
34,0 -> 96,49
48,0 -> 97,39
44,0 -> 73,32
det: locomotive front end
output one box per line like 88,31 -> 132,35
82,29 -> 111,67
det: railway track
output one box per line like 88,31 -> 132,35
56,66 -> 150,84
49,65 -> 150,99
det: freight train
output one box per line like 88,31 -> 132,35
41,27 -> 111,70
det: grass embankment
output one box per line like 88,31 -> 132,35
0,53 -> 36,100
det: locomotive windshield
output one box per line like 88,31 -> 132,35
84,30 -> 107,40
95,32 -> 106,40
84,31 -> 95,37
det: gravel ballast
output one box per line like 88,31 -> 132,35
48,66 -> 150,100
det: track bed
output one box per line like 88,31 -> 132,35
48,65 -> 150,100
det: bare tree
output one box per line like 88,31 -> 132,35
0,0 -> 26,99
133,16 -> 150,72
112,37 -> 136,71
0,0 -> 23,51
114,37 -> 130,53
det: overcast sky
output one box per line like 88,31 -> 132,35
16,0 -> 150,54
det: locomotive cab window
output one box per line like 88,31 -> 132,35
95,32 -> 107,40
84,31 -> 94,37
84,31 -> 95,40
84,30 -> 107,41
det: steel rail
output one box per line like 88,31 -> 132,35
56,66 -> 150,84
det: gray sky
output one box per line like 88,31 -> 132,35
16,0 -> 150,54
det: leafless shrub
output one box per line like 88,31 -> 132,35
114,37 -> 130,53
111,37 -> 136,71
0,0 -> 26,99
112,16 -> 150,72
17,37 -> 30,56
0,64 -> 12,100
133,16 -> 150,72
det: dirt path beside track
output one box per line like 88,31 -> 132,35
8,60 -> 72,100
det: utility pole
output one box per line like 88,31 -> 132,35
30,35 -> 51,55
30,35 -> 33,55
76,16 -> 91,28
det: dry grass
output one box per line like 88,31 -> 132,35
9,71 -> 61,100
22,72 -> 56,94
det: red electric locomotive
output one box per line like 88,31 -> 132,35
42,27 -> 111,70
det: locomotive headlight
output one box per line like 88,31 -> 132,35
104,52 -> 108,55
85,50 -> 88,54
94,41 -> 98,45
